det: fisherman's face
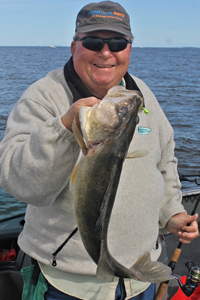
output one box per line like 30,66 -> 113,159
71,30 -> 132,99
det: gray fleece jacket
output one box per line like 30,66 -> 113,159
0,67 -> 185,276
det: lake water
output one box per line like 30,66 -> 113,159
0,46 -> 200,220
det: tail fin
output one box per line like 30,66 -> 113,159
130,251 -> 174,283
96,244 -> 173,283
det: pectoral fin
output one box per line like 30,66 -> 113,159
69,163 -> 79,193
126,149 -> 149,159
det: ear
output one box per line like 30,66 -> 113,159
71,41 -> 76,58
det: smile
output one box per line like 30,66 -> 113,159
94,64 -> 114,68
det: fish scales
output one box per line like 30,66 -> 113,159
74,134 -> 126,265
72,86 -> 174,283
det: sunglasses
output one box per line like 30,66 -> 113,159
75,36 -> 131,52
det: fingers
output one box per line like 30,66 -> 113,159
166,212 -> 199,244
178,230 -> 199,244
76,97 -> 100,107
179,231 -> 199,244
178,215 -> 199,244
73,97 -> 99,129
62,97 -> 99,131
182,214 -> 199,232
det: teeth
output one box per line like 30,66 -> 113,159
95,64 -> 113,68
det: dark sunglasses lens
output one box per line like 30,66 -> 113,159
82,37 -> 104,51
81,37 -> 129,52
108,39 -> 128,52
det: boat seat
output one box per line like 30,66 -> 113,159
0,271 -> 23,300
0,215 -> 32,299
0,247 -> 32,300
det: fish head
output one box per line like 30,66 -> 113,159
80,86 -> 143,146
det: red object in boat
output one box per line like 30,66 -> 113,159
171,276 -> 200,300
0,248 -> 16,261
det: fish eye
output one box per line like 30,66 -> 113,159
118,105 -> 128,117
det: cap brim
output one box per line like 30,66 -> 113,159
76,24 -> 133,38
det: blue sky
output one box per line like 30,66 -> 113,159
0,0 -> 200,47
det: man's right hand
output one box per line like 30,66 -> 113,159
61,97 -> 99,132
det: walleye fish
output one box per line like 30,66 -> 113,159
71,86 -> 173,283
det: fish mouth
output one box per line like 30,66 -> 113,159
94,64 -> 114,68
82,141 -> 105,156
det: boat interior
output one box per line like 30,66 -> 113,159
0,184 -> 200,300
0,214 -> 31,300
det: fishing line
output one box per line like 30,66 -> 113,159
163,47 -> 193,93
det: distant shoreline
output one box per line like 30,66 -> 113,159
0,45 -> 199,49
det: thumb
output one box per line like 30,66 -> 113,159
190,213 -> 198,221
185,213 -> 198,224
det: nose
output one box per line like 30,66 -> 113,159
99,43 -> 113,57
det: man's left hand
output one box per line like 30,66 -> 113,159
166,212 -> 199,244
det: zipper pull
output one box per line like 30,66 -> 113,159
52,255 -> 57,267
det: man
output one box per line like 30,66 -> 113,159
0,1 -> 198,300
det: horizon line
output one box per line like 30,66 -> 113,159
0,45 -> 199,49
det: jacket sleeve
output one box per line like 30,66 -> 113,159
0,96 -> 80,207
157,109 -> 186,234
